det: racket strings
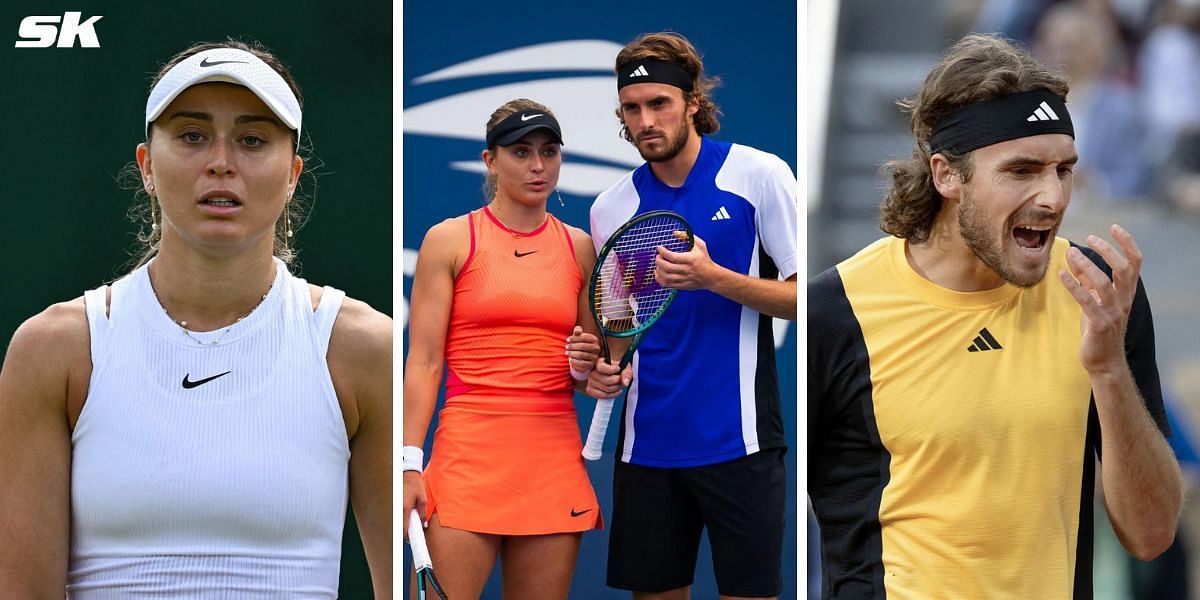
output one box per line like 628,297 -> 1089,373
594,217 -> 689,333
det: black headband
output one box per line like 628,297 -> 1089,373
485,109 -> 563,148
929,89 -> 1074,155
616,59 -> 694,92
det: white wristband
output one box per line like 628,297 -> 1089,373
402,446 -> 424,473
570,366 -> 591,381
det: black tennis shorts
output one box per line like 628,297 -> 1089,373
606,447 -> 786,596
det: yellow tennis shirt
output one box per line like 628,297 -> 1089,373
808,236 -> 1167,600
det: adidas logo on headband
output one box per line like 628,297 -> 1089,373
616,59 -> 694,92
1026,101 -> 1060,122
929,89 -> 1074,155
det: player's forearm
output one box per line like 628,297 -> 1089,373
347,400 -> 393,597
0,574 -> 64,600
363,512 -> 393,600
401,360 -> 442,447
708,269 -> 797,320
360,508 -> 393,599
0,363 -> 70,596
0,503 -> 68,592
1094,366 -> 1182,560
0,517 -> 67,597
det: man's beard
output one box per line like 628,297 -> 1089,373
957,187 -> 1052,288
635,117 -> 691,163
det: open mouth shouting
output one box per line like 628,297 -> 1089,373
1012,223 -> 1053,253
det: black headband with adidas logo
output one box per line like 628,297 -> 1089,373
929,89 -> 1074,155
617,59 -> 694,92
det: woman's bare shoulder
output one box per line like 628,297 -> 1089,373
7,297 -> 89,364
1,296 -> 91,412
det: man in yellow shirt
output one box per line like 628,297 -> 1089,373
808,33 -> 1182,599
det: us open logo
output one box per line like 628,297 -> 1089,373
15,12 -> 103,48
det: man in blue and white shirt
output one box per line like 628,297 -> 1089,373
588,31 -> 798,600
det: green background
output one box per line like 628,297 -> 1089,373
0,1 -> 391,596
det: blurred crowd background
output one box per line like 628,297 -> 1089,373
808,0 -> 1200,598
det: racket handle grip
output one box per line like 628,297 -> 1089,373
408,509 -> 432,570
582,398 -> 615,461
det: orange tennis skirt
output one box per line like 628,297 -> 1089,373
422,392 -> 602,535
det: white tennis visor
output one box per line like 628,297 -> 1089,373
144,47 -> 302,144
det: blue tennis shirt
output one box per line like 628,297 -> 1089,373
590,137 -> 797,467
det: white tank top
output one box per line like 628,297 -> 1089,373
68,258 -> 350,598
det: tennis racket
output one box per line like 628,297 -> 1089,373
582,210 -> 693,461
408,509 -> 447,600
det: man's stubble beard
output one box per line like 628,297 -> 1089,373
957,186 -> 1052,288
635,116 -> 691,163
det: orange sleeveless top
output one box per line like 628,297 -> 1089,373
444,207 -> 582,399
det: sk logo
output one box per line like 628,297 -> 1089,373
15,12 -> 103,48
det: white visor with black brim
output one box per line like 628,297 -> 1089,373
145,48 -> 302,146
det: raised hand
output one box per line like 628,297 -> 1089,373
1058,224 -> 1142,375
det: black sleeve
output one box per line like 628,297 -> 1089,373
806,266 -> 882,456
807,267 -> 853,451
1075,243 -> 1169,437
807,265 -> 893,597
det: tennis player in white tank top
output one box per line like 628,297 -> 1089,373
0,41 -> 392,598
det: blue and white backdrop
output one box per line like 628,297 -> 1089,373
402,4 -> 798,597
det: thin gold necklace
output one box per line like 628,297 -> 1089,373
488,203 -> 546,236
156,282 -> 273,346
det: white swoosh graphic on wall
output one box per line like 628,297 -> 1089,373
404,77 -> 641,167
405,40 -> 643,195
412,40 -> 623,84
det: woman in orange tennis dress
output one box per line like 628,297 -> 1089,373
403,98 -> 602,599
